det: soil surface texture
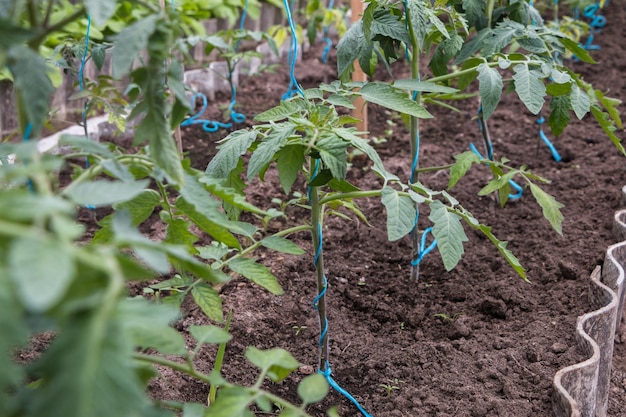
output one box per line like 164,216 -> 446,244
124,4 -> 626,416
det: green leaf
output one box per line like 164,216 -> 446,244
429,200 -> 469,271
512,64 -> 546,115
463,0 -> 488,30
371,11 -> 410,45
529,183 -> 564,235
392,80 -> 459,94
595,90 -> 623,129
9,236 -> 74,313
590,105 -> 626,156
326,94 -> 355,109
570,83 -> 590,120
405,0 -> 427,49
260,236 -> 305,255
200,176 -> 268,216
546,82 -> 572,97
175,197 -> 240,249
548,95 -> 571,137
164,217 -> 198,249
429,32 -> 464,77
245,347 -> 299,382
254,99 -> 304,122
558,37 -> 596,64
550,68 -> 571,84
206,129 -> 257,178
476,63 -> 503,119
228,258 -> 284,295
8,46 -> 55,134
449,151 -> 480,189
276,145 -> 305,194
298,374 -> 329,405
64,179 -> 150,207
191,283 -> 224,323
0,271 -> 26,414
248,125 -> 294,180
117,298 -> 186,355
115,189 -> 160,223
316,136 -> 348,180
205,386 -> 255,417
359,83 -> 433,119
381,187 -> 417,241
85,0 -> 117,26
59,135 -> 115,158
189,325 -> 232,345
112,15 -> 159,78
28,315 -> 151,417
336,21 -> 368,79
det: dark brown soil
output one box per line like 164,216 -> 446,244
145,3 -> 626,416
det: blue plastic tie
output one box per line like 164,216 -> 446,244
181,92 -> 233,132
309,159 -> 372,417
319,362 -> 373,417
320,0 -> 335,64
282,0 -> 304,99
469,143 -> 523,200
411,227 -> 438,266
536,117 -> 562,162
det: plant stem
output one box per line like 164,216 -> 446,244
406,4 -> 421,281
426,59 -> 540,85
208,309 -> 233,405
29,5 -> 87,49
486,0 -> 495,28
309,174 -> 329,371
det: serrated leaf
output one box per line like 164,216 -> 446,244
175,197 -> 240,249
429,32 -> 464,76
114,189 -> 160,224
164,217 -> 198,249
477,63 -> 503,119
590,105 -> 626,156
546,82 -> 572,97
112,15 -> 159,78
205,386 -> 255,417
199,176 -> 267,216
229,258 -> 283,295
463,0 -> 488,30
60,135 -> 115,158
336,21 -> 367,80
248,125 -> 294,180
558,37 -> 596,64
381,187 -> 417,241
596,90 -> 623,129
254,99 -> 303,122
449,151 -> 481,189
192,284 -> 223,323
478,171 -> 516,196
276,145 -> 305,194
359,83 -> 433,119
206,129 -> 257,178
28,314 -> 152,417
550,68 -> 571,84
474,223 -> 527,280
429,200 -> 468,271
85,0 -> 117,26
245,347 -> 299,382
570,83 -> 590,120
326,94 -> 355,109
260,236 -> 305,255
529,183 -> 563,235
298,374 -> 329,405
393,80 -> 459,94
64,179 -> 150,207
512,64 -> 546,115
316,136 -> 348,180
118,298 -> 186,355
333,127 -> 388,176
406,0 -> 428,49
189,325 -> 232,345
9,236 -> 74,312
548,95 -> 571,137
8,46 -> 55,134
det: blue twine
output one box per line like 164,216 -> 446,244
308,159 -> 372,417
411,227 -> 438,266
320,0 -> 335,64
536,117 -> 562,162
181,92 -> 233,132
578,3 -> 606,54
319,362 -> 373,417
22,122 -> 34,192
282,0 -> 304,100
469,143 -> 523,200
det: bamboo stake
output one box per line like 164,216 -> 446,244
350,0 -> 367,134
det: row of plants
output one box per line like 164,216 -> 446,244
1,1 -> 622,417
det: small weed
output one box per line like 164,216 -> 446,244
292,325 -> 307,336
434,312 -> 464,324
379,378 -> 404,397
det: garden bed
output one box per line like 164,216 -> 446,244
97,2 -> 626,416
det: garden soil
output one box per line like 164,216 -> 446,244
110,3 -> 625,416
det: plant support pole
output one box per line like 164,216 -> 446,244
309,178 -> 329,370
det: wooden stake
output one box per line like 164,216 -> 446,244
350,0 -> 367,134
